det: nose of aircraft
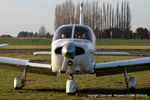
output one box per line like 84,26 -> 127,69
62,43 -> 76,59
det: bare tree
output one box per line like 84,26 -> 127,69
116,2 -> 119,29
39,26 -> 47,37
54,0 -> 75,30
54,0 -> 131,39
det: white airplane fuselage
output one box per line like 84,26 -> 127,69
51,25 -> 96,74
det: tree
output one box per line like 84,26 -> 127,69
136,27 -> 148,39
46,32 -> 51,38
34,32 -> 39,37
28,32 -> 34,37
54,0 -> 75,30
54,1 -> 131,39
18,31 -> 29,37
39,26 -> 47,37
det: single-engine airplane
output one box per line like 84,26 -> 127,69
0,3 -> 150,94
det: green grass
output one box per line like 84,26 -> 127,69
0,38 -> 52,45
0,45 -> 150,50
0,38 -> 150,99
0,38 -> 150,50
0,45 -> 51,50
0,38 -> 150,46
0,53 -> 149,99
96,39 -> 150,46
97,45 -> 150,50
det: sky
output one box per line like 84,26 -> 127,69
0,0 -> 150,37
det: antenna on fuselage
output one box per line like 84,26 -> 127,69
80,2 -> 84,25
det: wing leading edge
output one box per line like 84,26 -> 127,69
33,51 -> 130,56
0,57 -> 56,76
95,57 -> 150,76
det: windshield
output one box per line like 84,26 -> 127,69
53,25 -> 95,43
74,26 -> 93,41
53,26 -> 72,40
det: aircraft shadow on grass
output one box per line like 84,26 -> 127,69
77,88 -> 150,95
22,88 -> 150,96
22,88 -> 65,93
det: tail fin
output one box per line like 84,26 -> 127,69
80,2 -> 84,25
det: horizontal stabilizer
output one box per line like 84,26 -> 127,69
0,44 -> 10,47
33,51 -> 51,55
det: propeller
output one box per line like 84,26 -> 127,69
60,44 -> 76,73
62,43 -> 76,58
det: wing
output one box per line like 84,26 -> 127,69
0,57 -> 56,76
34,51 -> 130,56
95,52 -> 130,56
95,57 -> 150,76
0,44 -> 9,47
33,51 -> 51,55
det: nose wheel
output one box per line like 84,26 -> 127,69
66,74 -> 76,94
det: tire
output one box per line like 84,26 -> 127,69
128,77 -> 136,89
14,76 -> 23,90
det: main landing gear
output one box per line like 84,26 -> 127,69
123,67 -> 136,89
14,68 -> 27,89
66,74 -> 76,94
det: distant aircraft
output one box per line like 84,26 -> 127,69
0,3 -> 150,94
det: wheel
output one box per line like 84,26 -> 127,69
14,76 -> 23,90
66,80 -> 76,94
128,77 -> 136,89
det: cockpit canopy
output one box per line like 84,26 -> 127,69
53,25 -> 95,43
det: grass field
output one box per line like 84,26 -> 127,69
0,38 -> 52,45
0,53 -> 149,99
96,39 -> 150,46
0,45 -> 51,50
1,38 -> 150,46
0,39 -> 150,99
0,38 -> 150,50
0,45 -> 150,50
97,45 -> 150,50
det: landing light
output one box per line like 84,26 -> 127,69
68,60 -> 73,66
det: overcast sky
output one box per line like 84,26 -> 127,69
0,0 -> 150,36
